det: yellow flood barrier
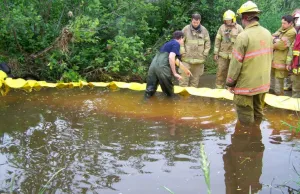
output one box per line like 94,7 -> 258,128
1,70 -> 300,111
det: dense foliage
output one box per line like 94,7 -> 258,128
0,0 -> 297,82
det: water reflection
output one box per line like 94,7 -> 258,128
0,88 -> 300,193
223,122 -> 264,194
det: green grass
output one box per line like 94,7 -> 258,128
205,53 -> 218,75
163,186 -> 175,194
281,120 -> 300,134
163,144 -> 211,194
200,143 -> 211,194
9,173 -> 15,194
38,168 -> 65,194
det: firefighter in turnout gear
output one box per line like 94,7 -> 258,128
179,13 -> 211,88
270,15 -> 296,95
286,9 -> 300,98
214,10 -> 243,89
226,1 -> 273,124
223,121 -> 264,193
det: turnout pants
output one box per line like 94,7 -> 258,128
215,57 -> 230,89
233,93 -> 266,124
178,62 -> 204,88
291,74 -> 300,98
270,68 -> 288,95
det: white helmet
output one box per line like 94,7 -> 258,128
293,10 -> 300,27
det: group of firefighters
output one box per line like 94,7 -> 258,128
145,1 -> 300,124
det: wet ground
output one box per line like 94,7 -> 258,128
0,75 -> 299,194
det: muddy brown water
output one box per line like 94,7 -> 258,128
0,75 -> 300,194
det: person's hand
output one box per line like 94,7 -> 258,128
174,73 -> 182,80
214,54 -> 219,61
227,87 -> 234,94
185,70 -> 193,77
272,37 -> 279,44
286,65 -> 292,71
274,38 -> 280,43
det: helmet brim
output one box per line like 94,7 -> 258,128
237,10 -> 262,17
294,13 -> 300,18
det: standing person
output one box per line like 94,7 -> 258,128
270,15 -> 296,95
145,31 -> 192,98
223,121 -> 264,193
214,10 -> 243,89
179,13 -> 211,88
226,1 -> 273,124
287,9 -> 300,98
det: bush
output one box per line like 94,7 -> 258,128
0,0 -> 297,82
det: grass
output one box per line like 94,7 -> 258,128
205,53 -> 218,75
163,186 -> 175,194
163,144 -> 211,194
281,120 -> 300,134
279,119 -> 300,193
9,173 -> 15,194
200,143 -> 211,194
38,168 -> 65,194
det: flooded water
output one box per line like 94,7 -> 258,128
0,86 -> 300,194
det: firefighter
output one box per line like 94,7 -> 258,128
226,1 -> 273,124
287,9 -> 300,98
223,121 -> 264,193
145,31 -> 191,98
179,13 -> 211,88
214,10 -> 243,89
270,15 -> 296,95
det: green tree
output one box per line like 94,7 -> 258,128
0,0 -> 297,82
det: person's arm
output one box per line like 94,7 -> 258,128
286,41 -> 294,71
226,33 -> 247,88
180,27 -> 187,57
203,29 -> 211,58
214,27 -> 222,61
272,30 -> 280,43
175,58 -> 192,77
169,52 -> 182,80
273,29 -> 296,51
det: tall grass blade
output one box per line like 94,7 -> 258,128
163,186 -> 175,194
200,143 -> 211,194
38,168 -> 65,194
10,173 -> 15,194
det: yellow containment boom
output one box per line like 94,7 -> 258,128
1,70 -> 300,111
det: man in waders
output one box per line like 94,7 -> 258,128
179,13 -> 211,88
286,9 -> 300,98
270,15 -> 296,95
0,63 -> 13,78
145,31 -> 192,98
226,1 -> 273,124
214,10 -> 243,89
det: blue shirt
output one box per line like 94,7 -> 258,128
159,39 -> 181,57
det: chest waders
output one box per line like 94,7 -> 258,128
145,52 -> 174,97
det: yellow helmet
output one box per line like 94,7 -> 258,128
237,1 -> 261,15
223,10 -> 236,23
